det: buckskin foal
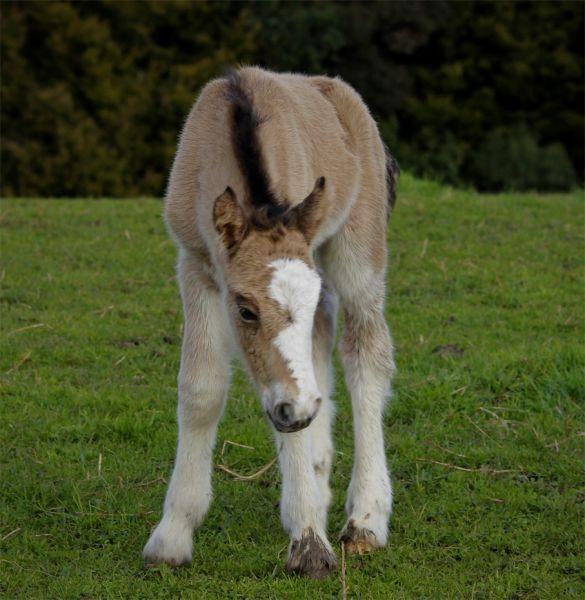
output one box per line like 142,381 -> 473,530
143,66 -> 398,579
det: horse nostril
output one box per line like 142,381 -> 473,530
275,402 -> 294,425
315,397 -> 322,407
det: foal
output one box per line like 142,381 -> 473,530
143,67 -> 397,579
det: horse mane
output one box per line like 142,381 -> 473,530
225,70 -> 291,229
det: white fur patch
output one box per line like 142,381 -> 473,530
268,259 -> 321,405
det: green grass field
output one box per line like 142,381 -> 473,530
1,176 -> 584,598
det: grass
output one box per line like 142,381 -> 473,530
1,175 -> 584,598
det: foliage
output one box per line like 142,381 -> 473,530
1,1 -> 258,196
1,180 -> 584,597
470,126 -> 577,192
1,1 -> 583,196
401,1 -> 584,188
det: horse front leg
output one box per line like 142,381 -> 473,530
143,250 -> 231,566
309,282 -> 338,527
274,427 -> 338,579
339,301 -> 395,554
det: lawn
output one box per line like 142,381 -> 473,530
1,176 -> 583,599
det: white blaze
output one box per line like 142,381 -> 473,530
268,258 -> 321,406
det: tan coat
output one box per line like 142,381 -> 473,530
144,67 -> 397,578
165,66 -> 393,279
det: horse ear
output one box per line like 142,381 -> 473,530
293,176 -> 326,243
213,187 -> 246,257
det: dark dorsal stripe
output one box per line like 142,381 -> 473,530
225,70 -> 289,226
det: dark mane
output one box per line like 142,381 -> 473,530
225,70 -> 289,228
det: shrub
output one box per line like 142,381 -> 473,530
398,132 -> 466,187
1,1 -> 582,196
470,126 -> 577,192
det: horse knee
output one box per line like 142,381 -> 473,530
313,448 -> 333,478
178,379 -> 227,427
340,310 -> 395,383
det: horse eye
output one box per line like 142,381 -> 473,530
238,306 -> 258,322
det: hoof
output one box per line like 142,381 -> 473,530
144,553 -> 191,568
285,528 -> 338,579
143,521 -> 193,567
340,519 -> 379,556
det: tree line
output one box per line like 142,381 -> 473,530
2,1 -> 582,197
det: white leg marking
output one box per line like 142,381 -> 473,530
310,286 -> 338,523
143,250 -> 231,566
341,306 -> 394,550
309,396 -> 334,523
275,427 -> 338,576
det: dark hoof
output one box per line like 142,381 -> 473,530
143,551 -> 192,568
340,520 -> 378,556
285,528 -> 338,579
